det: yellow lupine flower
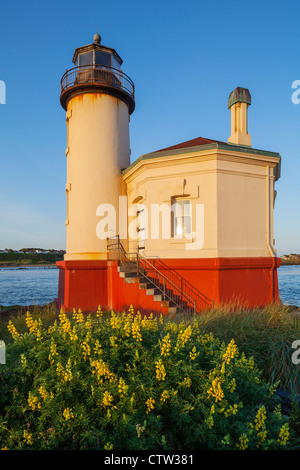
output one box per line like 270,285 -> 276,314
81,341 -> 91,360
124,319 -> 131,337
63,408 -> 74,420
38,386 -> 48,400
161,333 -> 171,357
102,391 -> 114,407
252,405 -> 267,447
228,378 -> 236,393
49,342 -> 59,364
277,423 -> 290,446
38,386 -> 53,401
73,308 -> 84,323
236,433 -> 249,450
132,322 -> 142,342
128,305 -> 135,316
56,360 -> 73,382
28,392 -> 41,411
221,435 -> 230,447
23,430 -> 32,445
189,346 -> 199,361
63,360 -> 73,382
160,390 -> 170,403
118,378 -> 128,398
94,339 -> 102,355
110,311 -> 122,329
224,404 -> 239,417
104,442 -> 113,450
141,313 -> 157,331
146,397 -> 155,414
7,320 -> 20,340
96,305 -> 103,318
47,322 -> 57,335
91,359 -> 117,382
174,325 -> 192,352
207,377 -> 224,402
254,406 -> 267,432
182,376 -> 192,388
155,359 -> 166,381
58,310 -> 72,334
69,326 -> 79,341
25,312 -> 43,339
222,339 -> 238,364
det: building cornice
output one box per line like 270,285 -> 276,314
122,143 -> 281,182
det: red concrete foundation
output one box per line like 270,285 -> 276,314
56,257 -> 281,313
159,257 -> 282,308
55,260 -> 108,312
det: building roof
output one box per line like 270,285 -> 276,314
122,136 -> 282,181
152,136 -> 227,153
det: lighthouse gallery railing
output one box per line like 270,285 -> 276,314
61,64 -> 135,101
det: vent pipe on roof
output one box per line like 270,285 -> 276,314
228,87 -> 251,147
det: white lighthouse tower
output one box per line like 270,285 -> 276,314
56,33 -> 135,311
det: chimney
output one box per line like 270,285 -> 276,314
228,87 -> 251,146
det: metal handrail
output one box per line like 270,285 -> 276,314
107,236 -> 214,313
145,256 -> 213,305
138,254 -> 197,312
61,64 -> 135,100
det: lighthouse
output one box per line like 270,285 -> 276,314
56,33 -> 135,311
56,33 -> 281,314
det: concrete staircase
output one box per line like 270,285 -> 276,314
107,235 -> 214,314
118,264 -> 190,314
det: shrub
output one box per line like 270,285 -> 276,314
0,307 -> 295,450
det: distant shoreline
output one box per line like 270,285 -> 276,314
281,260 -> 300,265
0,264 -> 57,268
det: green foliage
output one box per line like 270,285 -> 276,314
0,252 -> 64,265
0,307 -> 296,450
186,303 -> 300,396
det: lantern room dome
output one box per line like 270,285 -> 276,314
60,33 -> 135,114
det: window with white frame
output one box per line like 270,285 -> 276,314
171,198 -> 191,237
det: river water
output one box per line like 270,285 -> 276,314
0,265 -> 299,308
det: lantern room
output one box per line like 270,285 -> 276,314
72,32 -> 122,70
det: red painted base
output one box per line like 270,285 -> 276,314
158,257 -> 282,308
55,260 -> 108,312
56,257 -> 282,313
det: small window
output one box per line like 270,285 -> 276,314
172,199 -> 191,237
112,55 -> 121,70
95,51 -> 112,67
78,51 -> 93,66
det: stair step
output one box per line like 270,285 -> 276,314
139,282 -> 155,290
124,277 -> 139,284
119,271 -> 139,279
153,294 -> 163,302
146,288 -> 161,296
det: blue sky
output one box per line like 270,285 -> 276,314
0,0 -> 299,254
